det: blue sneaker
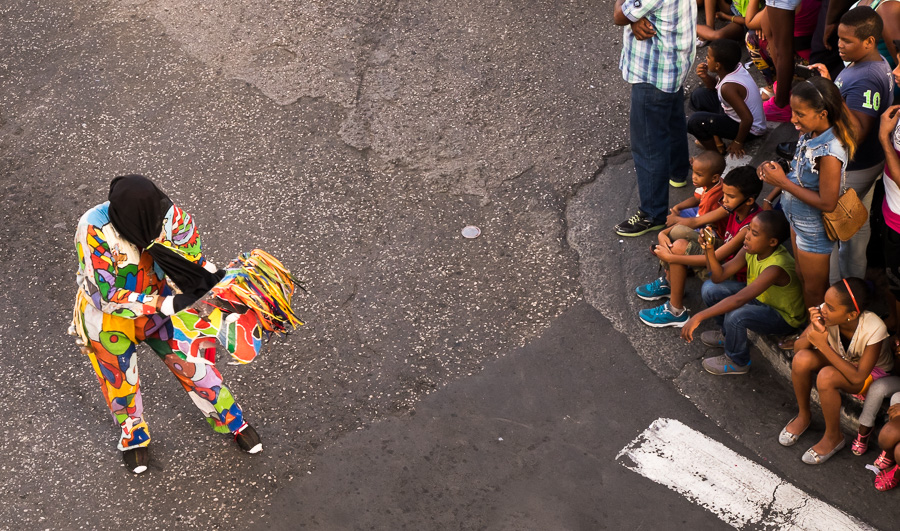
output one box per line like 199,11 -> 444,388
639,302 -> 689,328
635,277 -> 671,301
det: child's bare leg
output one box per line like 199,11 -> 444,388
788,349 -> 828,434
699,0 -> 715,28
668,239 -> 690,310
696,138 -> 720,152
878,418 -> 900,457
813,366 -> 859,453
669,263 -> 688,310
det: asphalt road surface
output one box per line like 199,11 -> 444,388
0,0 -> 894,529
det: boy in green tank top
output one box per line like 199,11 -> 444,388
681,210 -> 806,375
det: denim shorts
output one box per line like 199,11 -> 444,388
782,192 -> 835,254
766,0 -> 802,9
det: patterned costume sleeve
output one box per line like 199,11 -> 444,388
156,204 -> 217,272
78,223 -> 164,318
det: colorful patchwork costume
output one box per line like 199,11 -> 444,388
71,176 -> 301,462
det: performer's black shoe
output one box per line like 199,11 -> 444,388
234,424 -> 263,454
123,447 -> 149,474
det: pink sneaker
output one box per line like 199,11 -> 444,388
764,98 -> 792,122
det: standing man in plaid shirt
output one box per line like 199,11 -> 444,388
613,0 -> 697,237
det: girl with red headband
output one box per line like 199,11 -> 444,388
778,277 -> 895,464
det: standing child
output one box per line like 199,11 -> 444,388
681,210 -> 806,374
811,6 -> 894,282
758,76 -> 857,309
688,39 -> 768,158
636,166 -> 762,327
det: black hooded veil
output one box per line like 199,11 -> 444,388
108,175 -> 224,308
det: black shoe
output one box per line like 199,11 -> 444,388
776,141 -> 797,160
123,447 -> 149,474
615,210 -> 665,237
234,424 -> 263,454
669,177 -> 688,188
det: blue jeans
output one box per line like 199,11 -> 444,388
630,83 -> 691,223
701,279 -> 798,366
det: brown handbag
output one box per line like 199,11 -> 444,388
822,187 -> 868,242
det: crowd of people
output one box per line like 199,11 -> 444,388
615,0 -> 900,489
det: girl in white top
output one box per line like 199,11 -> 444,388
778,278 -> 893,465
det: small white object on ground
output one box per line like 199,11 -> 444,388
462,225 -> 481,238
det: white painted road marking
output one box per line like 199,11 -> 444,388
616,418 -> 874,530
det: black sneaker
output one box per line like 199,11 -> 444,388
776,141 -> 797,160
669,177 -> 688,188
615,211 -> 665,237
234,424 -> 263,454
123,447 -> 149,474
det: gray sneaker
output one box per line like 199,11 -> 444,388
700,330 -> 725,348
702,354 -> 750,375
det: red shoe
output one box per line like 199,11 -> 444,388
764,98 -> 792,122
851,432 -> 870,456
874,450 -> 896,470
875,465 -> 900,491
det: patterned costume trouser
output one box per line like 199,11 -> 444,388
75,287 -> 265,451
84,314 -> 245,450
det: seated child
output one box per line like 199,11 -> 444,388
850,375 -> 900,457
873,392 -> 900,490
779,278 -> 893,465
666,151 -> 726,224
688,39 -> 768,158
681,210 -> 805,375
636,165 -> 763,328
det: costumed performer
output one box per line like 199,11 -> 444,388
71,175 -> 288,474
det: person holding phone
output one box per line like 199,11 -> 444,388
680,210 -> 805,375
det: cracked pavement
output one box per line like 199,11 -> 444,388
0,0 -> 627,528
